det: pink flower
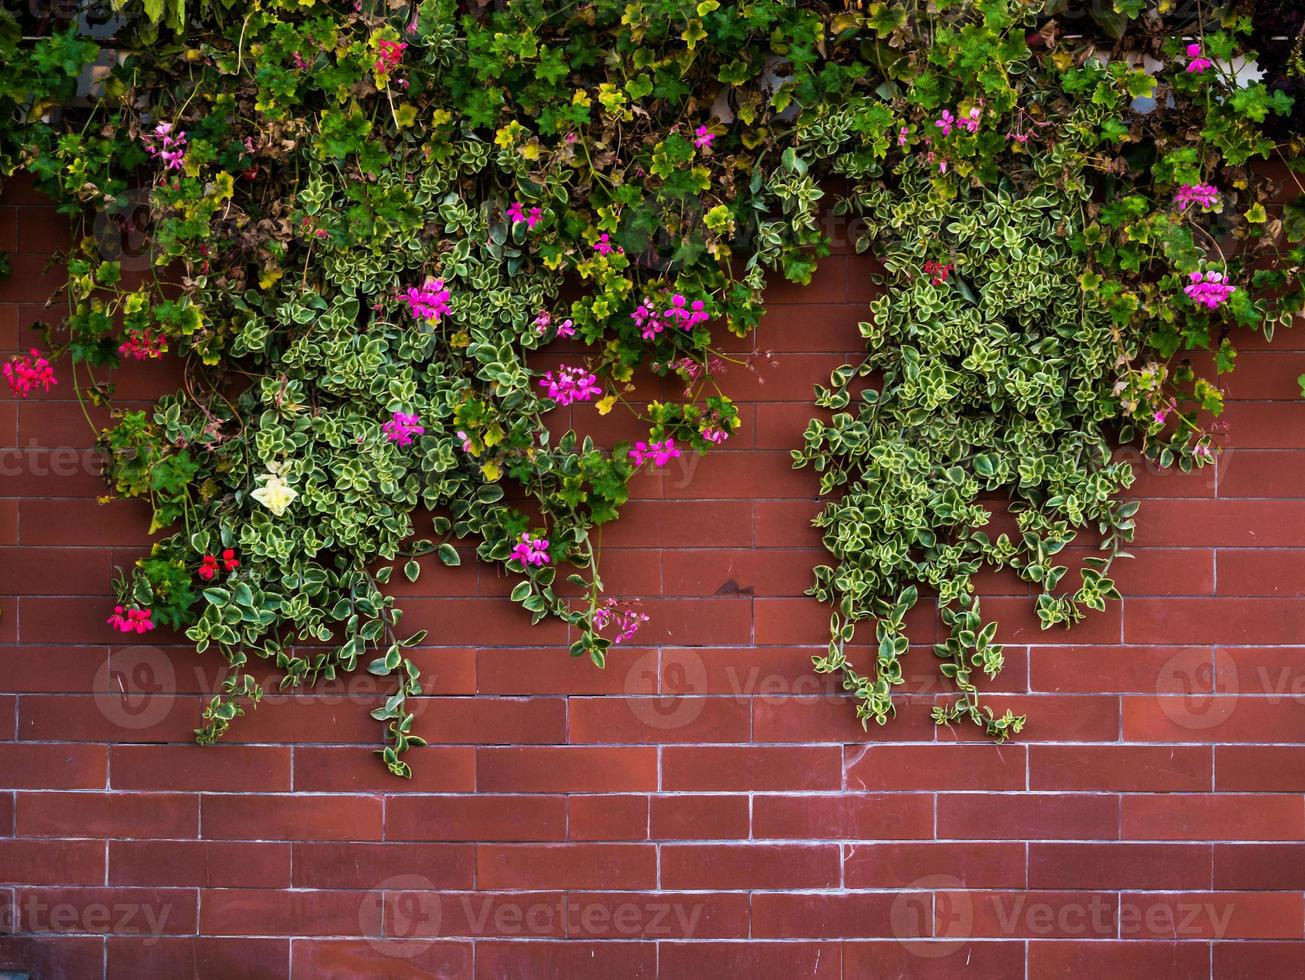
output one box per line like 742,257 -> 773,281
375,39 -> 406,76
404,279 -> 451,322
4,348 -> 57,398
539,365 -> 602,405
591,598 -> 649,644
897,126 -> 909,147
511,532 -> 550,567
1006,130 -> 1030,144
631,299 -> 664,340
593,234 -> 616,255
628,438 -> 681,467
108,605 -> 155,634
934,110 -> 955,137
533,311 -> 575,339
1194,442 -> 1215,461
1186,43 -> 1212,74
664,294 -> 710,330
957,107 -> 981,134
1174,183 -> 1221,211
693,125 -> 715,149
701,426 -> 729,445
455,430 -> 473,452
506,202 -> 525,223
1183,270 -> 1236,311
555,319 -> 575,338
144,121 -> 187,171
923,260 -> 953,285
382,411 -> 425,447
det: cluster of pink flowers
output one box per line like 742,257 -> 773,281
144,122 -> 187,171
1184,270 -> 1236,311
1174,183 -> 1221,211
108,605 -> 155,634
629,438 -> 680,468
693,125 -> 715,149
382,411 -> 425,446
4,348 -> 57,398
702,426 -> 729,444
118,329 -> 167,360
1153,400 -> 1176,425
374,39 -> 406,75
935,106 -> 980,137
631,295 -> 709,339
1186,43 -> 1212,74
539,365 -> 602,405
511,532 -> 550,567
404,279 -> 451,322
455,429 -> 473,452
592,599 -> 649,645
506,202 -> 544,229
532,311 -> 574,338
593,234 -> 618,256
660,355 -> 726,385
923,260 -> 953,285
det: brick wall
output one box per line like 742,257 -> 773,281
2,175 -> 1304,978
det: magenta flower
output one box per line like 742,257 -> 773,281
629,438 -> 681,468
592,598 -> 649,644
382,411 -> 425,447
539,365 -> 602,406
702,426 -> 729,445
511,532 -> 550,567
108,605 -> 155,635
1174,183 -> 1221,211
693,125 -> 716,149
897,126 -> 909,147
957,107 -> 981,134
934,110 -> 955,137
144,122 -> 187,171
664,294 -> 710,330
593,234 -> 616,255
631,299 -> 664,340
1186,43 -> 1213,74
533,311 -> 575,339
375,39 -> 406,76
4,348 -> 58,398
1183,270 -> 1236,311
404,279 -> 452,322
555,319 -> 575,338
507,202 -> 544,228
455,429 -> 473,452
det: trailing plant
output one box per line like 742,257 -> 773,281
0,0 -> 1301,772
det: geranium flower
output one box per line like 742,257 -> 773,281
383,411 -> 425,447
108,605 -> 155,634
118,329 -> 167,360
592,598 -> 649,644
539,366 -> 602,406
3,348 -> 57,398
693,125 -> 715,149
934,110 -> 955,137
593,234 -> 616,255
404,279 -> 451,322
143,122 -> 187,171
1185,43 -> 1212,74
1183,270 -> 1236,311
511,532 -> 550,567
629,438 -> 681,467
1174,183 -> 1220,211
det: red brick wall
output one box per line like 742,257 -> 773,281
2,175 -> 1305,978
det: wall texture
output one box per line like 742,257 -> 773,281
2,174 -> 1304,979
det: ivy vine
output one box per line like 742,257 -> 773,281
1,0 -> 1301,773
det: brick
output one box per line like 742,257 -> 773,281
1030,843 -> 1212,890
954,890 -> 1118,939
752,693 -> 939,743
1028,940 -> 1209,976
475,941 -> 655,980
0,743 -> 106,788
752,892 -> 900,938
842,941 -> 1024,978
292,842 -> 473,890
0,936 -> 104,978
0,838 -> 105,884
650,795 -> 749,840
1216,745 -> 1305,790
201,888 -> 374,936
1125,597 -> 1305,644
561,892 -> 747,938
1214,844 -> 1305,889
660,844 -> 839,889
844,842 -> 1027,889
659,941 -> 840,979
386,794 -> 567,842
1217,548 -> 1305,595
752,793 -> 934,840
405,696 -> 566,744
568,695 -> 750,743
109,744 -> 289,792
1122,794 -> 1305,841
1121,891 -> 1304,939
1030,645 -> 1212,693
108,937 -> 289,980
289,940 -> 469,978
475,646 -> 648,695
13,885 -> 197,935
292,745 -> 474,793
476,844 -> 655,889
662,745 -> 840,792
201,794 -> 382,841
937,793 -> 1120,840
477,747 -> 657,793
1030,745 -> 1211,792
568,794 -> 648,840
1213,941 -> 1305,978
109,840 -> 290,888
846,744 -> 1026,791
17,791 -> 197,838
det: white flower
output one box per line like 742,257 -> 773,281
251,472 -> 298,516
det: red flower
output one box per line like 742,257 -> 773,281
222,549 -> 240,571
198,554 -> 220,580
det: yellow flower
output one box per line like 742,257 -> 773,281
251,473 -> 298,516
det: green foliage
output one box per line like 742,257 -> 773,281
0,0 -> 1300,770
